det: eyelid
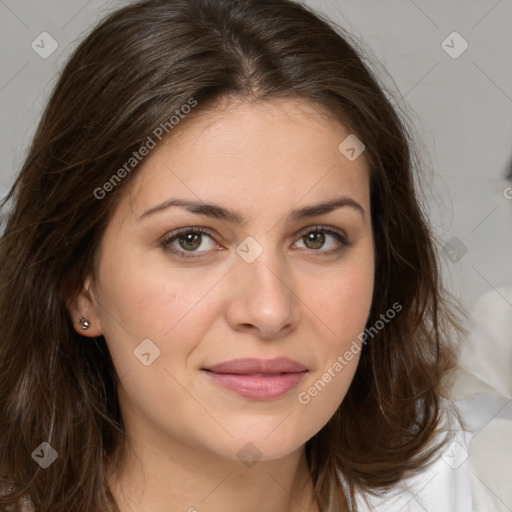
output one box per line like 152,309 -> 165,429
163,226 -> 215,240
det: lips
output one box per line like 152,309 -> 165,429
203,357 -> 307,374
201,358 -> 308,400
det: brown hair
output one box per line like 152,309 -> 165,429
0,0 -> 461,510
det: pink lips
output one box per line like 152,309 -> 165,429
201,357 -> 308,400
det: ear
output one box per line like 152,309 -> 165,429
67,275 -> 103,337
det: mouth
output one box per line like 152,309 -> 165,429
201,358 -> 308,400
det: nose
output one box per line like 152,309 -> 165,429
224,244 -> 300,340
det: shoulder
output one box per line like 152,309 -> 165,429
457,285 -> 512,397
469,285 -> 512,325
340,401 -> 473,512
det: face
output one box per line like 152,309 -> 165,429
76,98 -> 374,463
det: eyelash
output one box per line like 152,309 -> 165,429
161,225 -> 352,260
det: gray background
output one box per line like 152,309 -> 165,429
1,0 -> 511,311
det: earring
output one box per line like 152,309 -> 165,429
78,317 -> 91,330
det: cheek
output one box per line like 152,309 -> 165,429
97,250 -> 217,336
294,264 -> 372,433
305,250 -> 373,397
94,250 -> 232,381
315,255 -> 374,341
96,263 -> 175,339
93,255 -> 212,427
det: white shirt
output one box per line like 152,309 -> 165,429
340,406 -> 473,512
348,286 -> 512,511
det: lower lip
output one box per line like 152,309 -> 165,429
202,370 -> 307,400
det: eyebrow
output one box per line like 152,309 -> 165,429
139,196 -> 365,223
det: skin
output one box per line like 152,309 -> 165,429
70,97 -> 375,512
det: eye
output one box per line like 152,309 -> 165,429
162,227 -> 219,259
293,225 -> 351,256
161,225 -> 351,260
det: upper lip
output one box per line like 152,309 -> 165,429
202,357 -> 308,374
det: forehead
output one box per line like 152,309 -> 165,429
124,97 -> 370,219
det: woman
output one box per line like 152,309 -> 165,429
0,0 -> 466,510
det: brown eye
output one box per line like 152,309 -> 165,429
302,232 -> 326,250
177,232 -> 203,251
162,228 -> 218,259
294,226 -> 351,255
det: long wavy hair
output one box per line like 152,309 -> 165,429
0,0 -> 461,510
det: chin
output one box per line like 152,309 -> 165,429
207,425 -> 313,464
222,440 -> 304,465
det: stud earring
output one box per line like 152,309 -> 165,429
78,317 -> 91,330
